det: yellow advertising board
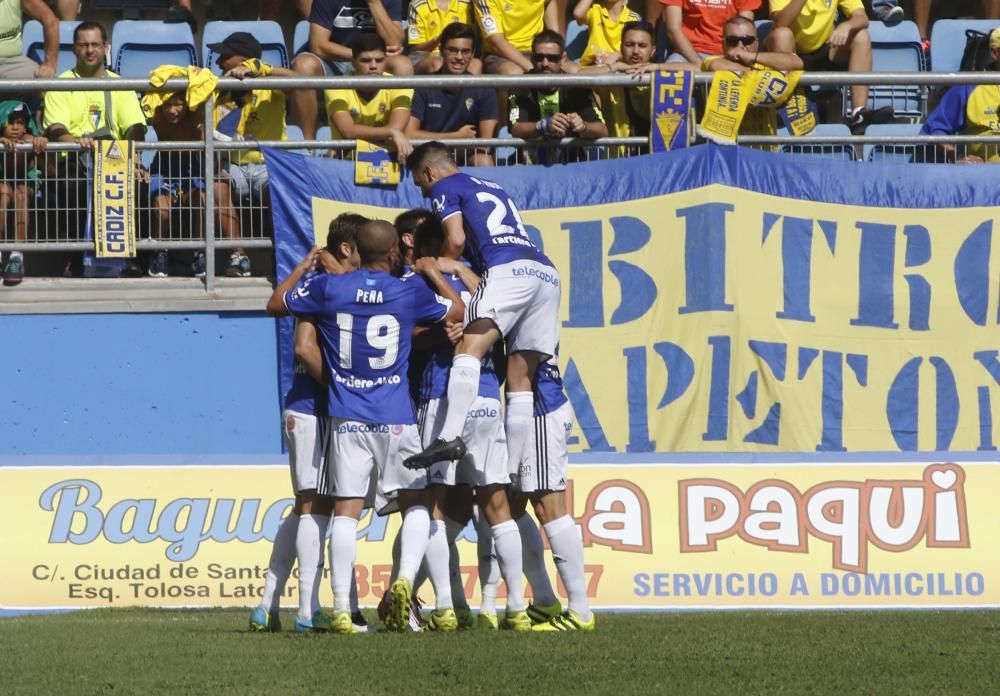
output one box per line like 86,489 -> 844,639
3,459 -> 998,612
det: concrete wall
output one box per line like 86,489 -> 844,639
1,312 -> 281,455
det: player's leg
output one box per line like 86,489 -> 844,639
442,484 -> 475,627
422,484 -> 458,631
509,493 -> 561,623
473,504 -> 500,629
250,498 -> 299,632
404,320 -> 501,469
293,491 -> 332,632
329,496 -> 366,633
504,348 -> 545,482
476,483 -> 530,630
388,489 -> 436,631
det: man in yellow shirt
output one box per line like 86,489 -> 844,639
43,21 -> 147,277
324,34 -> 413,158
767,0 -> 892,133
474,0 -> 557,74
408,0 -> 481,74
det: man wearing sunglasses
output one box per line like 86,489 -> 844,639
509,30 -> 608,163
704,16 -> 803,74
768,0 -> 893,134
661,0 -> 759,67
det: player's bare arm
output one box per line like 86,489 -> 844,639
436,256 -> 480,293
440,214 -> 466,260
266,247 -> 319,316
294,319 -> 326,384
413,256 -> 465,324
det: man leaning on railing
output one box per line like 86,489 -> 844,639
42,20 -> 146,278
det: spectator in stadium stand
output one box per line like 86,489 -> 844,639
475,0 -> 556,75
659,0 -> 759,66
0,101 -> 46,286
143,92 -> 243,279
0,0 -> 58,79
405,22 -> 497,166
43,21 -> 147,277
291,0 -> 412,141
210,31 -> 298,278
408,0 -> 482,74
570,0 -> 642,68
325,34 -> 413,158
920,26 -> 1000,164
587,21 -> 694,148
766,0 -> 894,134
508,30 -> 608,163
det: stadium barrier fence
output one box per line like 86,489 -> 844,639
2,72 -> 1000,290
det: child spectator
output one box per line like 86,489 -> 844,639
407,0 -> 482,74
0,101 -> 47,285
572,0 -> 642,67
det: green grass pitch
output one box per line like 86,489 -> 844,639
2,609 -> 999,694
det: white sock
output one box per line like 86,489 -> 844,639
295,513 -> 328,620
259,512 -> 299,613
329,516 -> 358,613
516,514 -> 556,606
476,511 -> 499,615
445,516 -> 470,611
398,505 -> 431,583
438,354 -> 482,441
425,520 -> 453,610
492,519 -> 525,612
544,515 -> 590,620
504,392 -> 534,476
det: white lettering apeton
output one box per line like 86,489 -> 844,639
678,464 -> 970,573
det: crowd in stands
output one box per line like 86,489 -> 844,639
1,0 -> 999,281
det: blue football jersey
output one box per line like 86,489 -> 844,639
284,269 -> 451,424
406,272 -> 501,404
534,357 -> 568,417
284,361 -> 323,416
430,172 -> 553,274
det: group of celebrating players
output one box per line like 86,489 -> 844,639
253,141 -> 593,634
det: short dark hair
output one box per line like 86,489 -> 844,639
621,20 -> 654,41
394,208 -> 434,238
723,16 -> 756,33
352,33 -> 387,58
327,212 -> 367,250
532,29 -> 565,53
406,140 -> 455,173
439,22 -> 476,48
74,21 -> 108,44
413,216 -> 445,260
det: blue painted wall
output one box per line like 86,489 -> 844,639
0,312 -> 282,455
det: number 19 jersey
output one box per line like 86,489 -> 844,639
431,172 -> 553,275
284,269 -> 452,424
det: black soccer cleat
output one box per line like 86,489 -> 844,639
403,437 -> 468,470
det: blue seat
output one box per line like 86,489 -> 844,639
293,20 -> 311,57
930,19 -> 1000,72
111,21 -> 197,78
202,21 -> 289,74
780,123 -> 855,161
862,21 -> 926,117
862,122 -> 925,163
22,20 -> 86,74
566,22 -> 589,62
755,19 -> 773,46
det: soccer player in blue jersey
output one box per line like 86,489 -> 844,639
268,219 -> 464,633
252,212 -> 366,634
405,141 -> 560,629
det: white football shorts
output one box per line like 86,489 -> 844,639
317,417 -> 429,499
511,401 -> 573,494
283,409 -> 320,494
465,260 -> 560,358
418,396 -> 509,488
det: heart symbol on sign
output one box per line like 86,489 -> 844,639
930,469 -> 957,490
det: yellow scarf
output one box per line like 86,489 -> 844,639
141,65 -> 220,120
698,67 -> 806,145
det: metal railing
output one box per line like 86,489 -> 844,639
1,72 -> 998,290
